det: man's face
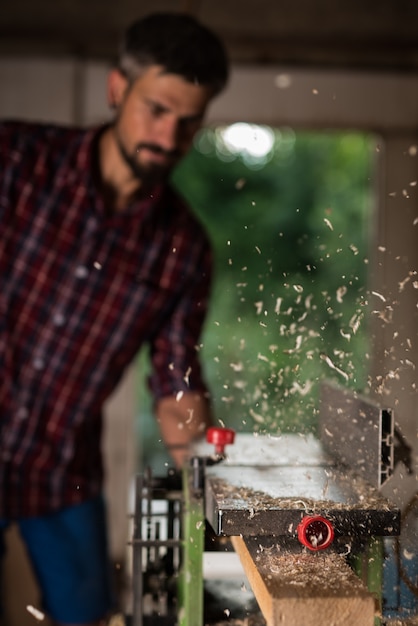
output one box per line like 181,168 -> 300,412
110,66 -> 213,184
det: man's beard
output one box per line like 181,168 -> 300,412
117,137 -> 180,185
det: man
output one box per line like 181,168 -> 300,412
0,12 -> 228,626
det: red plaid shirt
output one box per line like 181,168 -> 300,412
0,121 -> 212,518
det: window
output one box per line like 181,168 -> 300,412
138,126 -> 376,469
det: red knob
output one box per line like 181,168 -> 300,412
206,427 -> 235,455
297,516 -> 334,551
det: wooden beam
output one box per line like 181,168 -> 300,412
231,536 -> 376,626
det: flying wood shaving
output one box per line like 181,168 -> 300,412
320,353 -> 349,380
183,366 -> 192,386
26,606 -> 45,621
336,286 -> 347,303
372,307 -> 393,324
349,313 -> 362,334
399,275 -> 411,292
291,380 -> 313,396
249,408 -> 264,423
233,380 -> 247,390
340,329 -> 351,341
283,335 -> 303,354
371,291 -> 386,302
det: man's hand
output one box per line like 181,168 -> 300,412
155,392 -> 214,468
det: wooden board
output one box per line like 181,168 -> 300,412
231,536 -> 376,626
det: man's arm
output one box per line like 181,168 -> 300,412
155,391 -> 214,468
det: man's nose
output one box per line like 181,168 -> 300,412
157,117 -> 179,152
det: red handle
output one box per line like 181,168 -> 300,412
297,515 -> 334,551
206,426 -> 235,455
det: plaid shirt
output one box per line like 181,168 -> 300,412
0,121 -> 212,518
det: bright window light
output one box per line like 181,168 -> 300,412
218,123 -> 275,161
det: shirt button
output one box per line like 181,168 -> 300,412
75,265 -> 88,279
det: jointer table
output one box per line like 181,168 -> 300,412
201,433 -> 399,626
131,382 -> 401,626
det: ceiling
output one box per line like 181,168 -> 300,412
1,0 -> 418,73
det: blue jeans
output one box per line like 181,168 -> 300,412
0,495 -> 115,623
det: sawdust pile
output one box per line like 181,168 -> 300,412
258,550 -> 367,597
210,474 -> 393,512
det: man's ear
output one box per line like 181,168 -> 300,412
107,69 -> 129,110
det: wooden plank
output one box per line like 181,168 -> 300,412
231,536 -> 376,626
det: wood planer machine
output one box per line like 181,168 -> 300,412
129,381 -> 404,626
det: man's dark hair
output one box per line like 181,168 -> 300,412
118,12 -> 229,95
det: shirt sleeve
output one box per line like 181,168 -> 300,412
147,233 -> 213,401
